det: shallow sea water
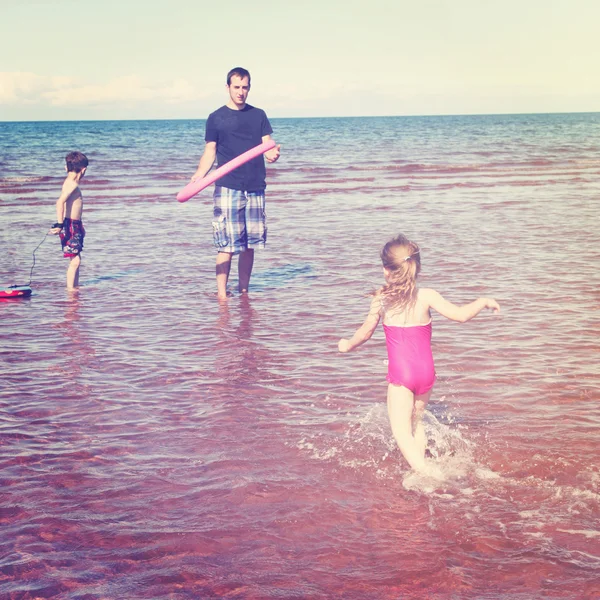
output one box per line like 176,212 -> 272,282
1,114 -> 599,599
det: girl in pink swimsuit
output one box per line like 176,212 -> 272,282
338,234 -> 500,475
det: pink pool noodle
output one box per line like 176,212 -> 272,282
177,140 -> 277,202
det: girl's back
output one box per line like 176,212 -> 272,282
381,288 -> 433,327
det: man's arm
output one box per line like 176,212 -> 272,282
262,134 -> 281,163
191,141 -> 217,181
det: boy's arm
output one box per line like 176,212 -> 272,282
338,296 -> 382,352
49,181 -> 76,233
262,134 -> 281,163
421,288 -> 500,323
191,142 -> 217,181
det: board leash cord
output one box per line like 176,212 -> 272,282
29,233 -> 49,285
2,232 -> 48,297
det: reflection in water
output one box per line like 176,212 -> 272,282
215,295 -> 267,388
50,291 -> 95,388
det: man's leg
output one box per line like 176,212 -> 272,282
216,252 -> 233,300
242,191 -> 266,294
238,249 -> 254,294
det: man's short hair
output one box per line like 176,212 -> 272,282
65,151 -> 89,173
227,67 -> 251,86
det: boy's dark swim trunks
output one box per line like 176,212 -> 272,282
60,218 -> 85,258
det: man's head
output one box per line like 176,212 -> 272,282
227,67 -> 251,86
226,67 -> 251,109
65,151 -> 89,174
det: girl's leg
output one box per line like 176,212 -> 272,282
387,384 -> 427,472
413,390 -> 432,459
66,255 -> 81,290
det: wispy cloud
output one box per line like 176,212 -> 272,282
0,72 -> 205,107
0,72 -> 73,103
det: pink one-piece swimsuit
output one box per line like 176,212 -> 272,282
383,321 -> 436,395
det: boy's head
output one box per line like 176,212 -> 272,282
65,151 -> 89,173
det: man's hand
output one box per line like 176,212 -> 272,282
265,144 -> 281,163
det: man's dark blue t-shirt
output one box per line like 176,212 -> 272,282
205,104 -> 273,192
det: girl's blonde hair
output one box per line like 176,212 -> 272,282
377,234 -> 421,312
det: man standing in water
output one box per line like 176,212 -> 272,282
191,67 -> 280,300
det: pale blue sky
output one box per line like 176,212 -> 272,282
1,0 -> 599,120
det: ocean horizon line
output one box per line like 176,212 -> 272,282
1,110 -> 599,125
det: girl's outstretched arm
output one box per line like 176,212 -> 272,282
420,288 -> 500,323
338,295 -> 382,352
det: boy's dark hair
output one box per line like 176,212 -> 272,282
227,67 -> 251,86
65,151 -> 89,173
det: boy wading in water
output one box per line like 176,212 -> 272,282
338,234 -> 500,477
49,152 -> 88,290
